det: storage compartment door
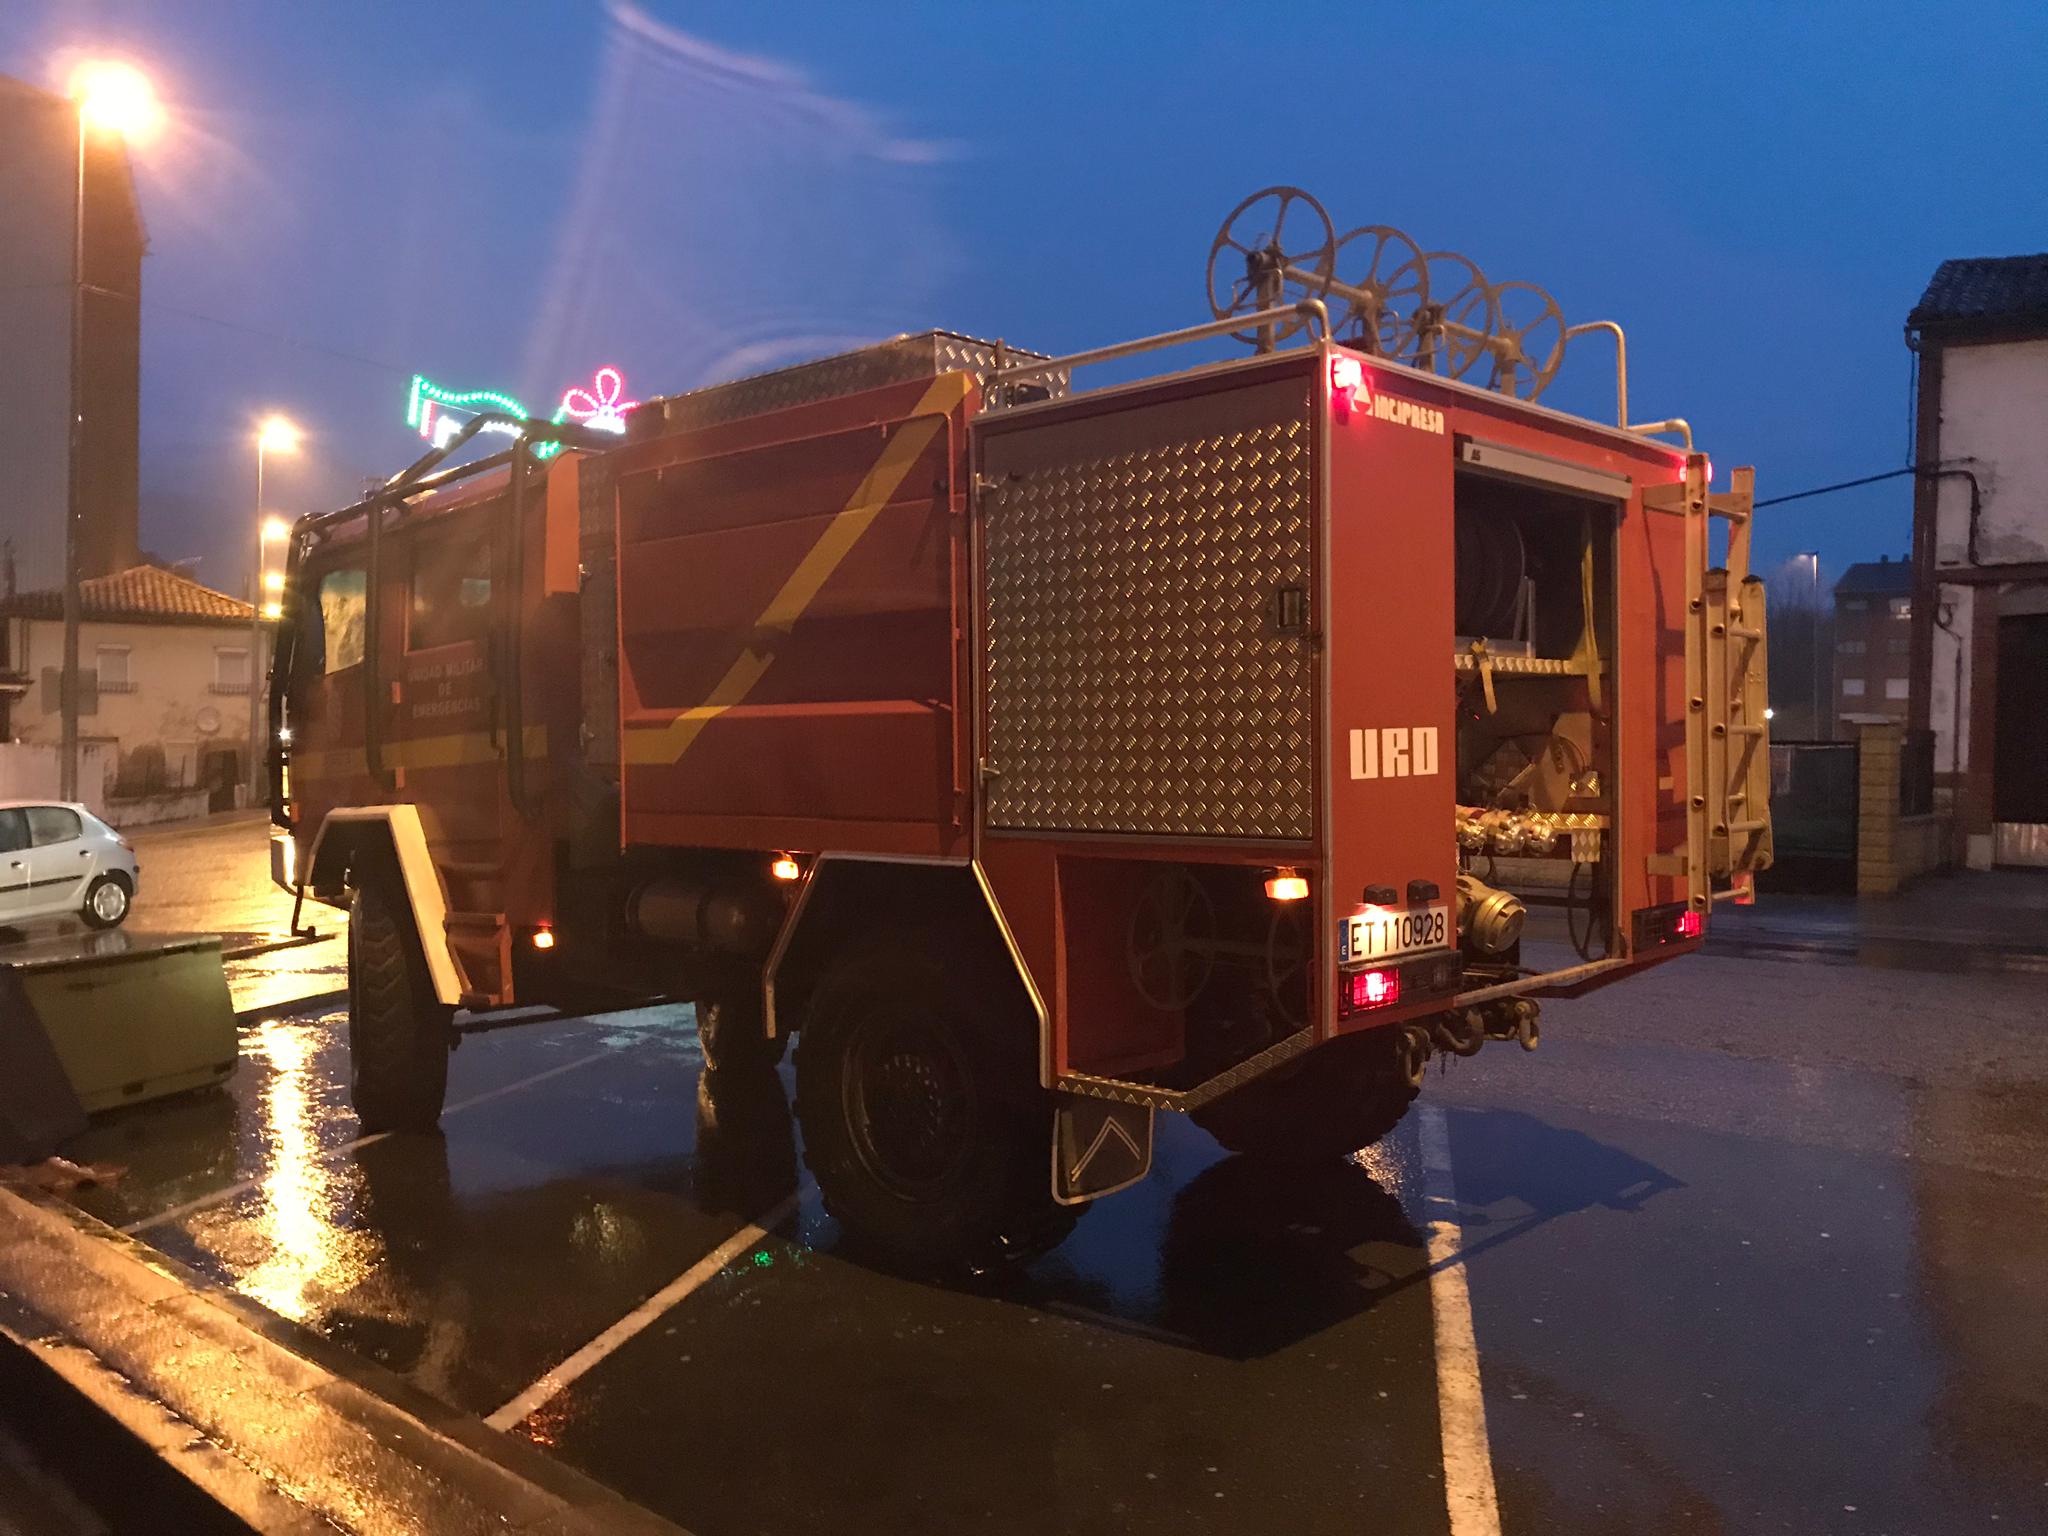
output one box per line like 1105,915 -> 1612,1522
979,376 -> 1317,841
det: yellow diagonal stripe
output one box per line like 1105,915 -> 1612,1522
293,723 -> 545,780
624,371 -> 971,767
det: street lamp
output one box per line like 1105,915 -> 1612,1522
59,59 -> 161,803
248,419 -> 301,799
1799,551 -> 1822,738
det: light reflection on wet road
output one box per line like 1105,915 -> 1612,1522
43,878 -> 2048,1536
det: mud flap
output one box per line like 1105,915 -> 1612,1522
1051,1092 -> 1153,1205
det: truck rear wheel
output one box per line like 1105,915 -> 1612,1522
1192,1027 -> 1418,1162
347,876 -> 454,1134
794,935 -> 1077,1274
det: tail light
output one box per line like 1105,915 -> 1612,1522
1632,901 -> 1705,950
1345,968 -> 1400,1011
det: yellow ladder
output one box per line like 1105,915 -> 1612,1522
1681,459 -> 1775,913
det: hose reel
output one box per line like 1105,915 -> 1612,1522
1206,185 -> 1573,401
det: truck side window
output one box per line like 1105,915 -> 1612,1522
408,532 -> 492,651
318,567 -> 367,673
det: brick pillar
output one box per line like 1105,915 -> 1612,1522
1856,720 -> 1904,895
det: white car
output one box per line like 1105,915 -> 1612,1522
0,801 -> 140,932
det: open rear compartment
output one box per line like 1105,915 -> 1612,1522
1449,447 -> 1624,986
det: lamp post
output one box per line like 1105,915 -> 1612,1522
1800,551 -> 1823,739
59,61 -> 161,803
249,418 -> 300,800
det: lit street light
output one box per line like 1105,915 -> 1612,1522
249,418 -> 301,799
59,59 -> 161,803
1799,551 -> 1822,739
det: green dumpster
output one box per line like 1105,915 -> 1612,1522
1,934 -> 237,1116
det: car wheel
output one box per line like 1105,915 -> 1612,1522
80,872 -> 132,929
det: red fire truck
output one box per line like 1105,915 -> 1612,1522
267,188 -> 1771,1270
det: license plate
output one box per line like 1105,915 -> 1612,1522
1342,904 -> 1450,964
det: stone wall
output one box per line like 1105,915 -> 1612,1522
1855,720 -> 1953,894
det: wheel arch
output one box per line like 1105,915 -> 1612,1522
304,804 -> 461,1007
765,854 -> 1051,1086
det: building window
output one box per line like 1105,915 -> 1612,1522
1889,597 -> 1911,619
213,647 -> 251,694
408,532 -> 493,652
1885,678 -> 1909,701
317,568 -> 368,673
1837,639 -> 1866,656
95,645 -> 133,694
1841,599 -> 1869,614
1842,678 -> 1866,698
1888,637 -> 1909,655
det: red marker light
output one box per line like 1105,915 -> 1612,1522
1348,968 -> 1400,1010
1675,909 -> 1703,939
1329,354 -> 1364,419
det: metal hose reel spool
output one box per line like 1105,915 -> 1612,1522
1206,186 -> 1575,402
1333,225 -> 1427,354
1206,185 -> 1337,347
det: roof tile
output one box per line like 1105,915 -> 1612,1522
3,565 -> 254,626
1910,253 -> 2048,332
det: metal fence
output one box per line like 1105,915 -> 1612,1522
1768,740 -> 1859,858
1900,728 -> 1936,818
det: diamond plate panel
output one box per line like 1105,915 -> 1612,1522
644,331 -> 1065,437
985,410 -> 1315,839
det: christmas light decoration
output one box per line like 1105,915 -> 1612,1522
557,366 -> 638,436
406,366 -> 641,458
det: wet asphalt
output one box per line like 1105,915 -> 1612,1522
28,822 -> 2048,1533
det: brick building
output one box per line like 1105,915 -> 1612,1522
1831,558 -> 1913,732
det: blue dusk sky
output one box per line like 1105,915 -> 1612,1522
7,0 -> 2044,598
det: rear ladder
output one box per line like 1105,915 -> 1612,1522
1650,456 -> 1774,914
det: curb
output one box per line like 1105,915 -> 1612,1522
0,1185 -> 689,1534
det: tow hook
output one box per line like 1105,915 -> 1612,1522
1420,999 -> 1541,1070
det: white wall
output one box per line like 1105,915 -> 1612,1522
1927,584 -> 1972,774
1934,338 -> 2048,568
6,615 -> 258,795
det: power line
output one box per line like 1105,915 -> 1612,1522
144,299 -> 412,377
1754,467 -> 1918,509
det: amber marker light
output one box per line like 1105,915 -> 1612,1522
531,928 -> 556,951
1264,867 -> 1309,902
770,854 -> 802,882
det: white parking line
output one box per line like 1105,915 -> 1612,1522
484,1193 -> 799,1432
121,1043 -> 630,1235
1418,1102 -> 1503,1536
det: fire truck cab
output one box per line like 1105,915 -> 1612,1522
268,191 -> 1771,1271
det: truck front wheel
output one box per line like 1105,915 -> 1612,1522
347,875 -> 454,1134
1192,1026 -> 1418,1162
794,936 -> 1076,1274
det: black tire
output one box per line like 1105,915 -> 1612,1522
347,876 -> 454,1134
794,934 -> 1077,1274
696,989 -> 788,1072
80,872 -> 131,929
1192,1026 -> 1418,1162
